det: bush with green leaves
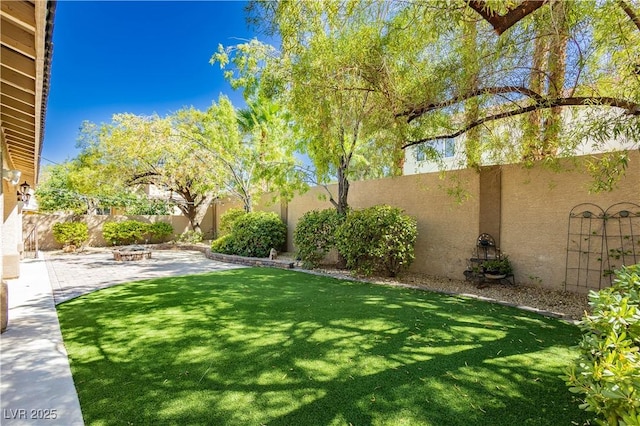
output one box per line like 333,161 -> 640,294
211,211 -> 286,258
219,208 -> 246,236
210,234 -> 235,254
335,205 -> 417,277
148,222 -> 174,243
102,220 -> 150,245
566,264 -> 640,425
52,222 -> 89,248
293,208 -> 344,268
177,230 -> 203,244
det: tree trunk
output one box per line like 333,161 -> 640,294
336,156 -> 350,216
178,191 -> 217,235
243,194 -> 252,213
542,0 -> 568,156
463,18 -> 481,170
335,154 -> 350,269
523,13 -> 549,161
523,0 -> 568,161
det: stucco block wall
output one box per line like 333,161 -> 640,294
25,214 -> 191,249
348,171 -> 481,278
24,151 -> 638,294
283,153 -> 637,291
500,152 -> 639,292
285,170 -> 481,278
2,180 -> 21,279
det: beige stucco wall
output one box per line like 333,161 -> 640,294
349,170 -> 481,278
500,153 -> 639,292
23,151 -> 639,294
285,153 -> 637,292
2,180 -> 21,279
285,169 -> 481,278
25,214 -> 191,250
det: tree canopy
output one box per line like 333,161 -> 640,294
38,94 -> 304,230
247,0 -> 639,190
40,0 -> 640,220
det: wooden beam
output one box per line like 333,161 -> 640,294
1,111 -> 35,129
6,141 -> 35,153
0,113 -> 35,132
2,120 -> 35,138
1,102 -> 34,122
0,1 -> 36,33
2,134 -> 35,151
0,64 -> 35,93
0,16 -> 36,59
4,128 -> 35,146
1,45 -> 35,78
6,142 -> 34,155
1,81 -> 35,105
1,93 -> 36,116
12,158 -> 35,170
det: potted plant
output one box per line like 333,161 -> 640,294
482,255 -> 512,279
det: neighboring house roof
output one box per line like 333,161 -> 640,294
1,0 -> 56,184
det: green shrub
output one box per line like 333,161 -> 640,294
52,222 -> 88,248
335,205 -> 417,277
210,211 -> 286,258
293,209 -> 344,268
177,230 -> 203,244
566,264 -> 640,425
210,234 -> 235,254
219,208 -> 246,236
102,220 -> 150,245
148,222 -> 173,243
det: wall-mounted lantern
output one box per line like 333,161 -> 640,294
17,181 -> 31,204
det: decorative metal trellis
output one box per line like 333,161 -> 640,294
565,202 -> 640,291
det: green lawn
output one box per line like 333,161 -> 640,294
57,268 -> 590,425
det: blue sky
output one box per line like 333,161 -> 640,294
43,1 -> 263,166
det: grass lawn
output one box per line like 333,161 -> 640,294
57,268 -> 590,426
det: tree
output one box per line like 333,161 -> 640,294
36,136 -> 136,215
36,158 -> 175,216
91,112 -> 222,232
215,4 -> 405,215
179,95 -> 305,213
36,162 -> 90,214
250,0 -> 639,190
389,1 -> 639,152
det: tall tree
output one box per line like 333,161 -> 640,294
394,1 -> 640,151
36,133 -> 134,215
185,95 -> 304,213
216,3 -> 404,214
92,112 -> 222,232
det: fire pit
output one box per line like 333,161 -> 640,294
113,245 -> 152,261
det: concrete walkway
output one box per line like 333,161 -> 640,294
1,249 -> 243,425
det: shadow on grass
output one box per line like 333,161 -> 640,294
57,268 -> 591,426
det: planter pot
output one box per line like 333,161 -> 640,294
484,273 -> 506,280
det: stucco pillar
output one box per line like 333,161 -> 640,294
2,180 -> 21,279
478,166 -> 502,247
1,187 -> 4,281
1,189 -> 6,333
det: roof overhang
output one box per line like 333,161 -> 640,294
1,0 -> 55,184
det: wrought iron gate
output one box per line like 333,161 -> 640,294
565,202 -> 640,291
